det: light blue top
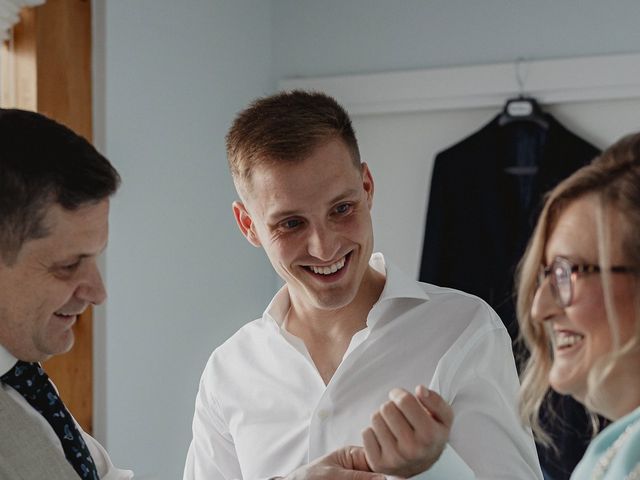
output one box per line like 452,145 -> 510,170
571,406 -> 640,479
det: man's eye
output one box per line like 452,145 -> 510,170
282,219 -> 302,230
335,203 -> 351,214
60,262 -> 80,272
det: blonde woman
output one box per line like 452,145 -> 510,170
517,132 -> 640,479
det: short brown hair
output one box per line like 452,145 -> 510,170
0,109 -> 120,265
516,132 -> 640,445
226,90 -> 360,190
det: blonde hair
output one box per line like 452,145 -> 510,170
516,132 -> 640,445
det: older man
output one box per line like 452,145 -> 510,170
0,109 -> 132,479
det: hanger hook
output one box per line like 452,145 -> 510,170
515,57 -> 527,96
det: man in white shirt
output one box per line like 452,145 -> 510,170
0,109 -> 133,479
184,91 -> 543,479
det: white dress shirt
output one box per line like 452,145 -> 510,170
0,344 -> 133,480
184,253 -> 542,480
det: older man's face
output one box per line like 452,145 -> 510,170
0,200 -> 109,362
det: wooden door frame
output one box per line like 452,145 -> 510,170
1,0 -> 94,433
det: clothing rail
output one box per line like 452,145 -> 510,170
279,53 -> 640,116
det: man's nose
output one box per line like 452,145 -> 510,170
307,225 -> 340,261
75,262 -> 107,306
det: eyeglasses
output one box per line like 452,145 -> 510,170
538,256 -> 636,308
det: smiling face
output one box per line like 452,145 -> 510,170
233,138 -> 377,315
531,194 -> 637,405
0,200 -> 110,362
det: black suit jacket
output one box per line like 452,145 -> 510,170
419,113 -> 600,480
420,114 -> 599,338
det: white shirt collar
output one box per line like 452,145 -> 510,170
0,343 -> 19,377
263,252 -> 429,331
370,252 -> 429,304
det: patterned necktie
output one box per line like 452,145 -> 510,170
1,361 -> 100,479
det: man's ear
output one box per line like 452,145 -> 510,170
232,201 -> 261,247
361,162 -> 375,210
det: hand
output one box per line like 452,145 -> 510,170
362,385 -> 453,479
284,446 -> 386,480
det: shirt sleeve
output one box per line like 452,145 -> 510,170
406,444 -> 475,479
183,362 -> 243,480
436,310 -> 543,480
82,429 -> 134,480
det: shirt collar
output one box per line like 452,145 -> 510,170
370,252 -> 429,304
0,343 -> 19,377
263,252 -> 429,330
365,253 -> 429,330
263,284 -> 291,332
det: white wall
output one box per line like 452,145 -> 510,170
94,1 -> 276,478
92,1 -> 640,478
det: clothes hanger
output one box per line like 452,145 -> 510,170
499,58 -> 548,176
498,58 -> 550,130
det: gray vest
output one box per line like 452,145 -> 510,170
0,387 -> 78,480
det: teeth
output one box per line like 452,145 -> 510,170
309,256 -> 346,275
555,332 -> 584,348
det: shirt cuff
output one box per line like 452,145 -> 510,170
404,444 -> 475,480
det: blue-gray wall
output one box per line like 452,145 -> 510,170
273,0 -> 640,78
97,1 -> 274,478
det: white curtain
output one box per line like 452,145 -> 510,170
0,0 -> 45,41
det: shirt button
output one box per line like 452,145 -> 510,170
317,409 -> 330,420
